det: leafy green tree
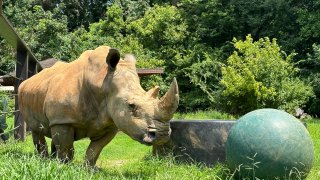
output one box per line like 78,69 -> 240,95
298,44 -> 320,116
219,35 -> 313,114
128,5 -> 225,110
3,0 -> 70,61
295,0 -> 320,59
89,4 -> 125,38
0,40 -> 15,75
113,0 -> 150,23
179,0 -> 318,60
36,0 -> 111,30
129,5 -> 188,55
171,45 -> 223,111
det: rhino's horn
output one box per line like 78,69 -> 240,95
147,86 -> 160,99
158,78 -> 179,121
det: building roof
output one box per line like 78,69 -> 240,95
39,58 -> 59,69
0,75 -> 15,86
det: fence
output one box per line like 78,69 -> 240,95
0,97 -> 9,141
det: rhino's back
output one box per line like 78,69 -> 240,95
19,48 -> 114,138
18,61 -> 69,135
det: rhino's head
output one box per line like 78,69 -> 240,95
101,48 -> 179,145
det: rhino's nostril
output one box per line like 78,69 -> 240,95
142,131 -> 157,145
148,131 -> 156,139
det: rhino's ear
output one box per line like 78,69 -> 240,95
124,54 -> 136,64
106,48 -> 120,71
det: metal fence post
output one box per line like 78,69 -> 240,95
14,48 -> 28,141
0,97 -> 9,142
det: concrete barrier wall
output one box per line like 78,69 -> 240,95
153,120 -> 236,166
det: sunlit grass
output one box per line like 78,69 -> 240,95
174,109 -> 237,120
0,132 -> 230,179
305,119 -> 320,180
0,115 -> 319,179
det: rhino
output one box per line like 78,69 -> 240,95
18,46 -> 179,166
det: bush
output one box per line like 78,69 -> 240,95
219,35 -> 314,115
0,91 -> 15,118
298,44 -> 320,116
170,45 -> 224,111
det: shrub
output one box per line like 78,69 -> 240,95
300,44 -> 320,116
219,35 -> 314,115
0,91 -> 15,118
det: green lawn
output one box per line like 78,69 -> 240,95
0,116 -> 319,179
305,120 -> 320,179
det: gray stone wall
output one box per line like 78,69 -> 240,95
153,120 -> 236,166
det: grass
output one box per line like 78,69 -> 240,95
305,120 -> 320,180
0,116 -> 319,179
0,132 -> 229,179
174,109 -> 237,120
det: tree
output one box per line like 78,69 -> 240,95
34,0 -> 111,30
129,5 -> 188,54
113,0 -> 150,23
298,44 -> 320,116
0,37 -> 15,75
3,0 -> 71,61
219,35 -> 313,114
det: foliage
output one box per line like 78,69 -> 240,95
300,44 -> 320,116
171,45 -> 224,110
219,35 -> 314,114
0,92 -> 15,119
113,0 -> 151,23
0,41 -> 15,75
3,0 -> 71,61
129,5 -> 188,56
1,0 -> 320,114
29,0 -> 111,31
179,0 -> 310,59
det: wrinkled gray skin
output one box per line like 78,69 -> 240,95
18,46 -> 179,166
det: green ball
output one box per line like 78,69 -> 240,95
226,109 -> 314,179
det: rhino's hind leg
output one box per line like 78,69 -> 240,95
32,131 -> 49,157
51,125 -> 75,163
85,127 -> 118,166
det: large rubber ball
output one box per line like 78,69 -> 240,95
226,109 -> 314,179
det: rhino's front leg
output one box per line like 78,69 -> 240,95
51,125 -> 75,163
85,126 -> 118,166
32,131 -> 49,157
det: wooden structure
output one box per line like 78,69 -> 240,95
137,68 -> 164,77
0,0 -> 43,140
